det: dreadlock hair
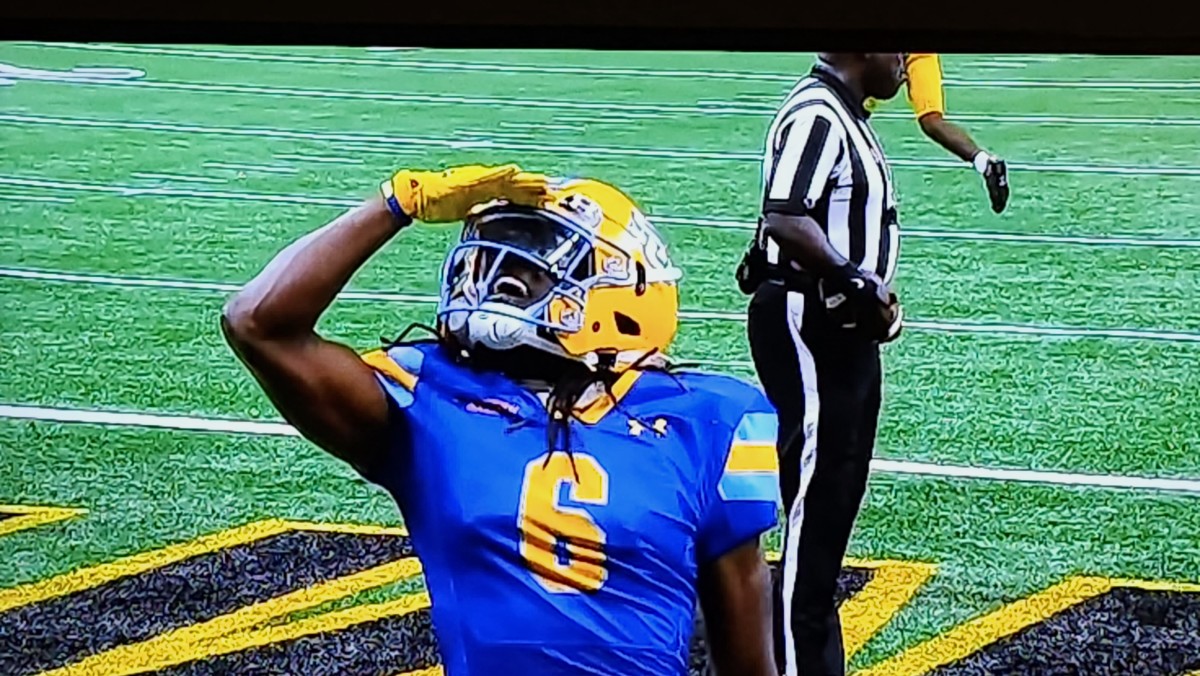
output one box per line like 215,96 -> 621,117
543,358 -> 615,482
380,322 -> 442,349
380,325 -> 693,484
540,347 -> 699,482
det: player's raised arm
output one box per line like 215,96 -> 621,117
221,193 -> 401,476
221,164 -> 549,477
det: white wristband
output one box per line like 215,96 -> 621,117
972,151 -> 991,174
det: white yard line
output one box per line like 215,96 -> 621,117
13,73 -> 1200,127
650,215 -> 1200,248
202,161 -> 298,174
0,267 -> 436,304
867,459 -> 1200,495
272,153 -> 362,165
3,113 -> 1199,177
0,175 -> 357,208
2,175 -> 1198,249
0,404 -> 300,437
3,402 -> 1198,495
0,193 -> 73,204
3,266 -> 1198,344
23,42 -> 1200,90
129,172 -> 227,185
499,121 -> 587,132
872,229 -> 1200,248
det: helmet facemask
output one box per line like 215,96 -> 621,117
438,204 -> 600,357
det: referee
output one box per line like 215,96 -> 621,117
735,52 -> 905,676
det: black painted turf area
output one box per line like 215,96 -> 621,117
152,607 -> 440,675
688,563 -> 875,675
3,544 -> 890,676
0,529 -> 415,675
930,587 -> 1200,676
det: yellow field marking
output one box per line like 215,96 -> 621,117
0,504 -> 85,538
1107,576 -> 1200,593
278,519 -> 409,537
0,519 -> 416,616
761,552 -> 937,659
164,592 -> 433,674
40,558 -> 425,676
44,591 -> 432,676
396,667 -> 445,676
839,560 -> 937,659
0,519 -> 295,613
854,575 -> 1115,676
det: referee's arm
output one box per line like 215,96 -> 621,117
762,109 -> 851,277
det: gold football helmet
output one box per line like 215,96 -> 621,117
437,177 -> 682,372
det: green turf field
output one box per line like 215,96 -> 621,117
1,44 -> 1199,675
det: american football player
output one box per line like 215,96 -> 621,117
867,53 -> 1010,213
221,164 -> 780,675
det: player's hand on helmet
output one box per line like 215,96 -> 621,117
818,264 -> 903,343
381,163 -> 551,224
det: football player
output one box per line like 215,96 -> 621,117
221,164 -> 781,675
868,53 -> 1010,213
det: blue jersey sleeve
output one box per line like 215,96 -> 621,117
696,386 -> 782,564
357,345 -> 424,494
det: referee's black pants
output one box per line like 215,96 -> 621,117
747,280 -> 882,676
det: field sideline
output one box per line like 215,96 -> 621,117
1,44 -> 1199,674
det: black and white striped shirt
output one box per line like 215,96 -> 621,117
757,66 -> 900,284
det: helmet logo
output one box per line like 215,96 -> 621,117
559,193 -> 603,230
626,209 -> 673,273
602,256 -> 627,276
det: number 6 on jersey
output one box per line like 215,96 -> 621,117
518,453 -> 609,593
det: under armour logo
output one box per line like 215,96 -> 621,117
629,418 -> 669,438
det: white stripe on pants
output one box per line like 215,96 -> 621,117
781,291 -> 821,676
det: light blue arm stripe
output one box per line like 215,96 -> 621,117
734,412 -> 778,444
718,472 -> 780,503
388,345 -> 425,377
373,373 -> 415,409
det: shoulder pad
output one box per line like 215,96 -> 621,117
361,345 -> 425,392
675,371 -> 765,410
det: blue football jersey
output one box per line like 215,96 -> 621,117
360,342 -> 780,676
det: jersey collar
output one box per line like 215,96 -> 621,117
513,369 -> 645,425
573,369 -> 644,425
810,64 -> 870,120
